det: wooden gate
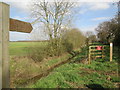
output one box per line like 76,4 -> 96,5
88,43 -> 113,64
88,44 -> 105,64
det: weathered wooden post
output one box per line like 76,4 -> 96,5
88,46 -> 91,64
0,2 -> 33,89
110,42 -> 113,62
0,2 -> 10,88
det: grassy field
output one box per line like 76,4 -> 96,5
9,42 -> 119,88
9,42 -> 48,56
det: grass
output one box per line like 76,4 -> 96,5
29,58 -> 119,88
9,42 -> 71,87
9,42 -> 119,88
10,54 -> 71,88
9,42 -> 48,56
29,48 -> 119,88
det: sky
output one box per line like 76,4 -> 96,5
0,0 -> 119,41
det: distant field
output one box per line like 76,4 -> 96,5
9,42 -> 47,56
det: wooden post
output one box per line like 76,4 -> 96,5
88,46 -> 91,64
0,2 -> 10,88
0,3 -> 2,89
102,46 -> 104,59
110,43 -> 113,62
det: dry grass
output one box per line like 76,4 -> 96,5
10,53 -> 70,88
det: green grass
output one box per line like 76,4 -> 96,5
9,42 -> 30,56
29,54 -> 119,88
45,54 -> 71,66
9,42 -> 47,56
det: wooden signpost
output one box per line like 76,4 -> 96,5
0,2 -> 33,89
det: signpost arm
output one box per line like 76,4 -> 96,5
0,2 -> 10,88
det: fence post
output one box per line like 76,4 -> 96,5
102,46 -> 104,58
110,43 -> 113,62
0,2 -> 10,88
88,46 -> 91,64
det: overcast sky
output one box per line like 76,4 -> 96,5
0,0 -> 118,41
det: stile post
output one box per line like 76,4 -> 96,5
88,46 -> 91,64
0,43 -> 1,89
0,2 -> 10,88
110,43 -> 113,62
102,46 -> 104,59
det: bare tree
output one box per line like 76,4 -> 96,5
30,0 -> 75,56
85,31 -> 97,45
31,0 -> 74,40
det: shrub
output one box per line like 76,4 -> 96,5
28,28 -> 86,62
62,39 -> 73,54
28,45 -> 48,62
62,28 -> 86,49
27,41 -> 68,62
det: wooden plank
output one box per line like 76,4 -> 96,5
89,46 -> 106,49
90,49 -> 105,51
10,18 -> 33,33
90,49 -> 102,51
0,2 -> 10,88
95,56 -> 102,58
91,52 -> 102,55
89,45 -> 107,47
89,46 -> 98,48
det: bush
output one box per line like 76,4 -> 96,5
28,28 -> 86,62
62,28 -> 86,49
44,38 -> 74,57
28,39 -> 74,62
62,39 -> 73,54
28,45 -> 48,62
